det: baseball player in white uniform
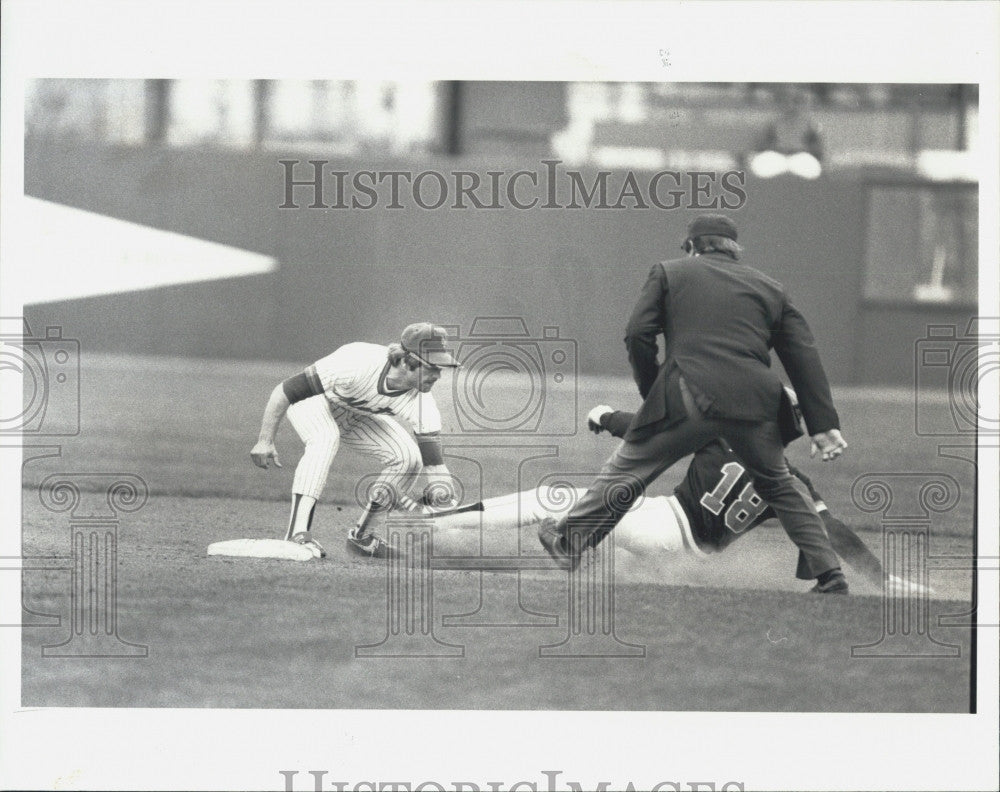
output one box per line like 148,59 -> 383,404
250,323 -> 459,558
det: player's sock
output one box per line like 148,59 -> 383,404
354,499 -> 388,538
286,493 -> 317,540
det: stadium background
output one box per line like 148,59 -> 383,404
23,80 -> 978,383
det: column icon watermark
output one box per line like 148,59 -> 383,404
850,473 -> 962,658
37,473 -> 148,658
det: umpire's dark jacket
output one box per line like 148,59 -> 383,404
624,252 -> 839,443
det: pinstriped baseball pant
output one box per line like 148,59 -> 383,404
286,395 -> 422,505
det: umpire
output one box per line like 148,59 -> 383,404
539,214 -> 850,593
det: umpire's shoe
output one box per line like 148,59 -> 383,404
290,531 -> 327,559
346,527 -> 396,559
537,517 -> 580,572
811,569 -> 849,594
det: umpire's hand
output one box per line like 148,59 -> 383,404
250,440 -> 282,469
587,405 -> 615,434
810,429 -> 848,461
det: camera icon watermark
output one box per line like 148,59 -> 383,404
436,317 -> 578,437
914,317 -> 999,437
0,318 -> 80,437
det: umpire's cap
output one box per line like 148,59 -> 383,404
685,214 -> 738,243
401,323 -> 460,368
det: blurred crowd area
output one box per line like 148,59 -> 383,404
25,79 -> 979,177
25,80 -> 439,155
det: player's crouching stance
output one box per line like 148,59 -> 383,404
250,323 -> 460,559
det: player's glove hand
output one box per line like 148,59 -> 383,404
422,466 -> 458,511
250,440 -> 282,469
810,429 -> 847,461
587,405 -> 615,434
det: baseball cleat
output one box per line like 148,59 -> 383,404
810,571 -> 849,594
537,517 -> 580,572
289,531 -> 326,559
345,528 -> 396,559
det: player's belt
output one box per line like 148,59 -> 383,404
330,396 -> 394,416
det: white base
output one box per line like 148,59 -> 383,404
207,538 -> 315,561
887,574 -> 936,596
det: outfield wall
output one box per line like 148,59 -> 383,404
24,140 -> 975,383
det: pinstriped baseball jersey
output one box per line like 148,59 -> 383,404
306,342 -> 442,435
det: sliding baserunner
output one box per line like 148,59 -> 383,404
429,401 -> 925,595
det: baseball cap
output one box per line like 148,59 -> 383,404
401,323 -> 459,368
684,214 -> 738,242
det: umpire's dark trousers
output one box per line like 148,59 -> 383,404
562,377 -> 841,578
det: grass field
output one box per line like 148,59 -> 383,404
20,354 -> 978,711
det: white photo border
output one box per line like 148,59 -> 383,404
1,2 -> 997,791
